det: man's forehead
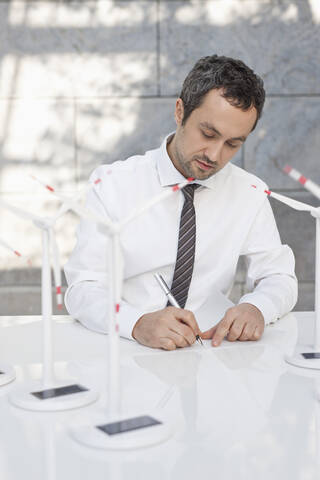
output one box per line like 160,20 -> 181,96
195,92 -> 257,137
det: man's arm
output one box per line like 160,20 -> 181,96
64,171 -> 146,339
65,281 -> 146,339
64,168 -> 201,348
202,197 -> 297,346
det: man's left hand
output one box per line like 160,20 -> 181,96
201,303 -> 265,347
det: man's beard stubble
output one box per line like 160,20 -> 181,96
175,145 -> 218,180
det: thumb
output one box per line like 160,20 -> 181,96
201,325 -> 218,339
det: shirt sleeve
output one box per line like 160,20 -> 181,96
64,170 -> 145,340
238,197 -> 298,325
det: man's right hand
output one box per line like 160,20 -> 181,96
132,307 -> 201,350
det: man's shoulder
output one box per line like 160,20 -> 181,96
221,164 -> 269,209
90,148 -> 157,181
228,163 -> 268,190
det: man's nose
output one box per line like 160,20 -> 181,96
204,140 -> 223,163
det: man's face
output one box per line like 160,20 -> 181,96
170,88 -> 258,180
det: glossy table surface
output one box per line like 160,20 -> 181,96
0,312 -> 319,480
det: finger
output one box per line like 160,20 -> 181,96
168,307 -> 201,336
212,311 -> 236,346
227,319 -> 246,342
201,325 -> 218,339
167,330 -> 189,348
238,323 -> 256,341
170,319 -> 196,345
159,337 -> 176,351
252,324 -> 264,341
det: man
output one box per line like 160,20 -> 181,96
64,55 -> 297,350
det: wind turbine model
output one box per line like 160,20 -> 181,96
282,165 -> 320,201
41,171 -> 194,449
252,185 -> 320,370
0,193 -> 98,410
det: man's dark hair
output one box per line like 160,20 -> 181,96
180,55 -> 265,130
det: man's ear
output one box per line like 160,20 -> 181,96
174,98 -> 184,126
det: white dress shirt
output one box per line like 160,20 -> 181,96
64,133 -> 297,339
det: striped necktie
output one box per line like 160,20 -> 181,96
168,183 -> 201,308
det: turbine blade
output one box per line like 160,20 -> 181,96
267,190 -> 317,212
0,199 -> 40,222
120,178 -> 194,228
283,165 -> 320,201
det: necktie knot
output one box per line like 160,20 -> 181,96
182,183 -> 200,202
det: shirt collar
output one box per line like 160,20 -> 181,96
156,132 -> 230,190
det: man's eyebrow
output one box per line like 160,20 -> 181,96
200,122 -> 247,142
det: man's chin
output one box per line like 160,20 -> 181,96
190,160 -> 219,179
197,173 -> 215,180
192,166 -> 217,180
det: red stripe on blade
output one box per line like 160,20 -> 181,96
299,176 -> 307,185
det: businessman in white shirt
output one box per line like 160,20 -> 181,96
64,54 -> 297,350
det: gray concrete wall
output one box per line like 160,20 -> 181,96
0,0 -> 319,315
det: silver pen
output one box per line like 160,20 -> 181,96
154,273 -> 203,346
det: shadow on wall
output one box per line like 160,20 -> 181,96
0,1 -> 318,188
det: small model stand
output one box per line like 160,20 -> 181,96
0,363 -> 16,386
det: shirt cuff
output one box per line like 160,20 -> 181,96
64,283 -> 145,340
117,303 -> 146,340
238,292 -> 280,326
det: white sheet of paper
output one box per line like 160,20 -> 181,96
194,289 -> 234,332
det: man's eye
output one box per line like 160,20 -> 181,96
227,142 -> 238,149
202,131 -> 214,139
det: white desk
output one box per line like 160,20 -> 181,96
0,312 -> 319,480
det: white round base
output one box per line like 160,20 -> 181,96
0,364 -> 16,386
9,380 -> 98,412
285,345 -> 320,370
70,411 -> 174,450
